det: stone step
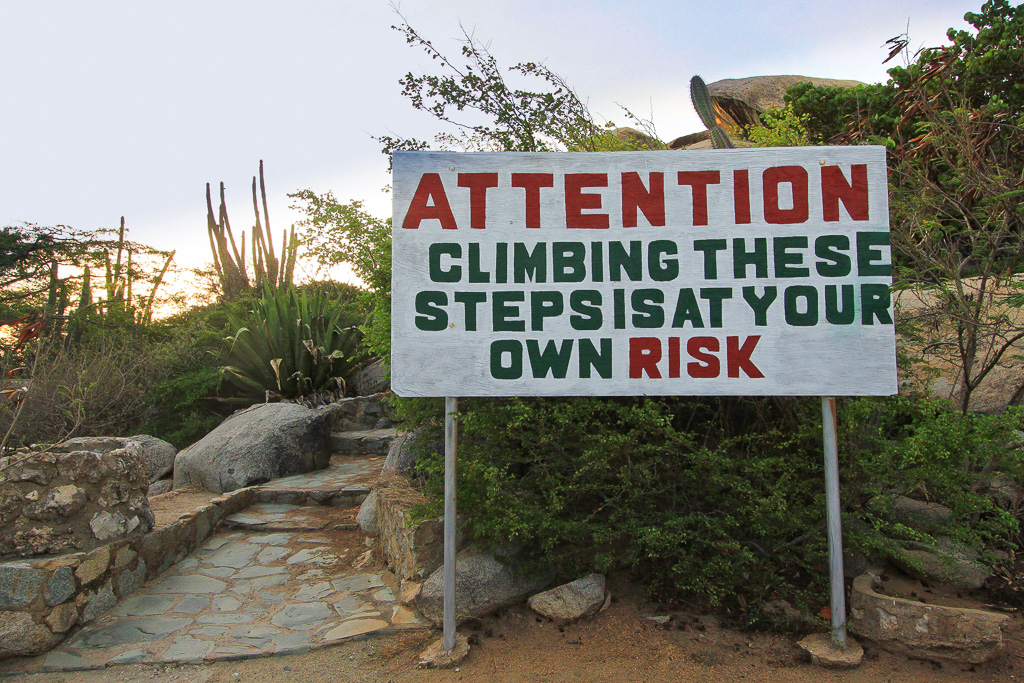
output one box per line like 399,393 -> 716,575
330,428 -> 397,456
256,454 -> 382,509
253,486 -> 368,509
223,503 -> 357,532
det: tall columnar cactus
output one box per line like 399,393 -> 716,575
690,75 -> 735,149
207,161 -> 298,300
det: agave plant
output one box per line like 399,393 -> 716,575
221,283 -> 367,403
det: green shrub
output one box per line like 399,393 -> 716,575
402,395 -> 1024,622
0,322 -> 211,448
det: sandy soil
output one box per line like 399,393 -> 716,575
148,489 -> 220,528
9,577 -> 1024,683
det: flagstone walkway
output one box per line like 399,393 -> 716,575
2,432 -> 427,675
30,525 -> 422,672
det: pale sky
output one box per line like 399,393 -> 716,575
1,0 -> 979,278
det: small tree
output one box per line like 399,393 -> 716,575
890,95 -> 1024,411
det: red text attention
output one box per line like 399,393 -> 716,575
402,165 -> 870,230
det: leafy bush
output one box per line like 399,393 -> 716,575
403,395 -> 1023,621
0,323 -> 207,448
839,397 -> 1024,556
289,195 -> 392,359
138,307 -> 233,448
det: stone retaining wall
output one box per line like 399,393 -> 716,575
849,573 -> 1010,664
1,444 -> 154,559
0,487 -> 254,659
375,483 -> 444,584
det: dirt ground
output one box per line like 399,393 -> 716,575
8,577 -> 1024,683
147,489 -> 219,528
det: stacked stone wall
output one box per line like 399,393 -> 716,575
375,482 -> 444,583
0,486 -> 254,659
1,445 -> 153,559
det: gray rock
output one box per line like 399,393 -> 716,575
977,474 -> 1021,508
175,595 -> 212,614
117,558 -> 147,596
42,651 -> 87,670
74,616 -> 192,647
272,630 -> 315,654
256,546 -> 289,564
350,359 -> 389,396
890,543 -> 990,592
90,510 -> 129,541
150,574 -> 228,594
383,428 -> 428,475
205,541 -> 259,569
234,566 -> 287,579
50,436 -> 127,455
109,649 -> 149,665
417,548 -> 552,626
112,594 -> 176,617
232,625 -> 279,648
0,561 -> 45,608
357,490 -> 378,534
331,573 -> 385,592
874,495 -> 953,535
0,611 -> 62,658
81,582 -> 117,622
50,435 -> 175,484
331,428 -> 396,455
148,479 -> 173,497
23,485 -> 87,521
173,403 -> 332,493
270,602 -> 333,630
45,566 -> 76,606
196,613 -> 255,624
163,635 -> 213,663
528,573 -> 606,623
126,435 -> 177,483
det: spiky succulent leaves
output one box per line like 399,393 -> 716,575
221,283 -> 368,403
690,75 -> 735,149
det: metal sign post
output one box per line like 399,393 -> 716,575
443,396 -> 458,652
821,396 -> 847,647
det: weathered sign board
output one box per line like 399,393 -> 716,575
391,148 -> 896,397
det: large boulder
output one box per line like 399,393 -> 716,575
0,611 -> 62,658
707,75 -> 863,128
128,435 -> 176,483
350,359 -> 389,396
871,495 -> 952,536
416,547 -> 552,626
668,75 -> 863,148
52,435 -> 176,484
356,489 -> 378,534
889,541 -> 991,592
172,403 -> 332,493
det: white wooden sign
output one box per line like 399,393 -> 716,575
391,148 -> 896,397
